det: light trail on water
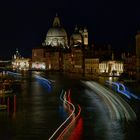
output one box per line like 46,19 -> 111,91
105,81 -> 140,100
7,71 -> 22,77
82,81 -> 136,121
48,90 -> 75,140
49,90 -> 82,140
56,105 -> 81,140
33,74 -> 52,92
67,111 -> 83,140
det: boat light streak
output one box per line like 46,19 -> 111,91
56,105 -> 81,140
7,71 -> 22,77
49,90 -> 75,140
106,81 -> 140,100
68,117 -> 83,140
34,75 -> 51,84
82,81 -> 136,121
34,75 -> 52,91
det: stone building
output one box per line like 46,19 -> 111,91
31,14 -> 126,77
32,47 -> 46,69
32,14 -> 87,73
85,58 -> 99,74
12,49 -> 30,71
99,60 -> 123,76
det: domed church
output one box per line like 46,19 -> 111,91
32,14 -> 89,73
70,25 -> 83,46
44,14 -> 68,48
44,14 -> 88,48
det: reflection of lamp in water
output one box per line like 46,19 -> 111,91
7,97 -> 10,114
12,95 -> 16,118
109,77 -> 112,81
12,95 -> 17,118
14,95 -> 16,113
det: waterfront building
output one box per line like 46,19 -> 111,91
32,14 -> 86,73
32,47 -> 46,70
44,14 -> 68,48
99,60 -> 123,76
0,60 -> 11,69
12,49 -> 30,71
31,14 -> 126,77
123,55 -> 136,78
70,47 -> 84,73
85,58 -> 99,74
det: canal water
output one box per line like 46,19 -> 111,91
0,72 -> 64,140
0,72 -> 140,140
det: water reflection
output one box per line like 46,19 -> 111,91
0,73 -> 62,140
34,75 -> 52,93
0,94 -> 16,115
81,89 -> 124,140
0,72 -> 139,140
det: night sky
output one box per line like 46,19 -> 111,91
0,0 -> 140,59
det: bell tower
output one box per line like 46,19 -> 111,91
83,27 -> 88,48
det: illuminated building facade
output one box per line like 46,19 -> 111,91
99,60 -> 123,76
0,60 -> 11,69
32,14 -> 126,77
12,59 -> 30,71
70,47 -> 84,73
63,52 -> 72,72
123,55 -> 136,77
12,49 -> 30,70
32,14 -> 86,73
32,48 -> 46,69
46,51 -> 62,70
44,14 -> 68,48
85,58 -> 99,74
70,26 -> 88,47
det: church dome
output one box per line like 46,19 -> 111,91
71,32 -> 82,41
47,27 -> 67,37
70,26 -> 83,46
45,14 -> 68,48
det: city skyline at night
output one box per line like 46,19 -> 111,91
0,0 -> 140,59
0,1 -> 140,139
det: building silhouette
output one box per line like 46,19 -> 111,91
31,14 -> 124,77
32,14 -> 88,73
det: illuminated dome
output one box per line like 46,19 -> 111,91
47,28 -> 67,37
45,14 -> 68,48
70,26 -> 83,46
